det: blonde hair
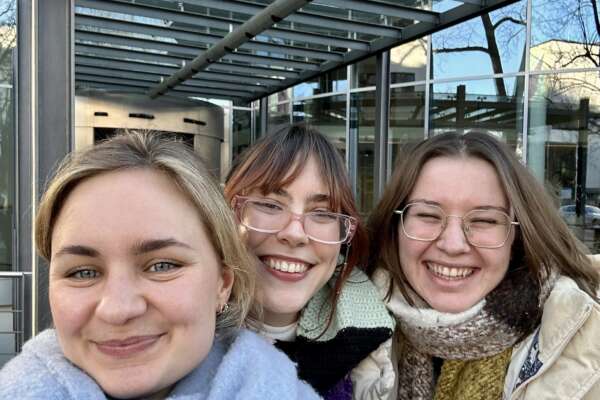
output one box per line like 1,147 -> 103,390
369,132 -> 599,301
36,131 -> 258,335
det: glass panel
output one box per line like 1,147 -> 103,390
268,101 -> 290,134
527,71 -> 600,252
292,94 -> 347,158
352,55 -> 376,88
389,85 -> 426,170
0,1 -> 15,85
350,91 -> 375,214
430,78 -> 524,152
293,67 -> 347,98
0,85 -> 13,272
431,0 -> 526,81
232,109 -> 251,160
531,0 -> 600,71
390,39 -> 427,85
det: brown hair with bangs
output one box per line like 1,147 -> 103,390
225,123 -> 369,328
368,131 -> 599,304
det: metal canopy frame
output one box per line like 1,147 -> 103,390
74,0 -> 519,103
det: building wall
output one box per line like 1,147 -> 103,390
229,0 -> 600,253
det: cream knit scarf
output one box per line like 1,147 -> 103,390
387,267 -> 557,400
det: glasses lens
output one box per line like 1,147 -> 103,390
304,212 -> 351,243
464,210 -> 511,247
402,203 -> 444,241
241,200 -> 287,232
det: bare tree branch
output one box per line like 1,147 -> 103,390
433,46 -> 490,54
493,16 -> 526,29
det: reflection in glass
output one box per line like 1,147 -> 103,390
528,71 -> 600,252
350,91 -> 375,214
268,101 -> 290,134
352,55 -> 376,88
293,94 -> 347,158
390,39 -> 427,85
232,109 -> 251,160
0,86 -> 12,272
389,85 -> 426,169
293,67 -> 347,98
531,0 -> 600,71
430,78 -> 523,152
0,1 -> 15,85
432,0 -> 526,81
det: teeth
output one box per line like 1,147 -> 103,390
427,262 -> 474,280
264,258 -> 308,274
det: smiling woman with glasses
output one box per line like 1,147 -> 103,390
368,132 -> 600,400
225,124 -> 395,400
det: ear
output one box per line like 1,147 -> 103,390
216,264 -> 235,307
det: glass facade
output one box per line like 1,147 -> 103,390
233,0 -> 600,252
0,0 -> 17,367
0,0 -> 15,272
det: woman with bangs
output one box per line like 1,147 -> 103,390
369,131 -> 600,400
225,124 -> 396,400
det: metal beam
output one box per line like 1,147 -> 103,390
75,55 -> 283,86
75,44 -> 301,78
75,66 -> 269,94
180,0 -> 403,37
75,81 -> 243,101
76,74 -> 254,99
76,31 -> 320,70
75,14 -> 344,61
148,0 -> 311,98
311,0 -> 439,23
374,51 -> 390,201
76,0 -> 370,51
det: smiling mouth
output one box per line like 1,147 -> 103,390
426,262 -> 475,280
261,257 -> 310,274
94,334 -> 164,358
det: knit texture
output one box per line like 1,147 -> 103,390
274,267 -> 395,398
434,347 -> 512,400
0,329 -> 321,400
389,267 -> 558,400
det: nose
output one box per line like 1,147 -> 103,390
435,216 -> 470,254
95,269 -> 147,325
276,214 -> 309,247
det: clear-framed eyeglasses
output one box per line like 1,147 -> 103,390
234,196 -> 357,245
394,202 -> 519,249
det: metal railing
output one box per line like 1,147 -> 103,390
0,271 -> 31,366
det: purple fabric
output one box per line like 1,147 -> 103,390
323,375 -> 353,400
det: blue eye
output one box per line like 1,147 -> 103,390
69,269 -> 99,280
148,261 -> 180,273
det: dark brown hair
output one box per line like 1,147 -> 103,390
368,131 -> 599,301
225,123 -> 369,327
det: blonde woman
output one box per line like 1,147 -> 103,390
0,132 -> 319,400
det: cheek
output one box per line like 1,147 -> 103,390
244,230 -> 271,251
49,284 -> 94,337
315,242 -> 341,267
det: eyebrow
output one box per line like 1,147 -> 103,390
53,238 -> 192,259
408,198 -> 509,213
132,238 -> 193,255
54,245 -> 99,258
273,189 -> 330,204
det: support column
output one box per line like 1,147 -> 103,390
374,51 -> 390,202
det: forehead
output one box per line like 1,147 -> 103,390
411,156 -> 508,208
51,169 -> 206,250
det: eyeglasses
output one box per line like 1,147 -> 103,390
234,196 -> 356,244
394,202 -> 519,249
